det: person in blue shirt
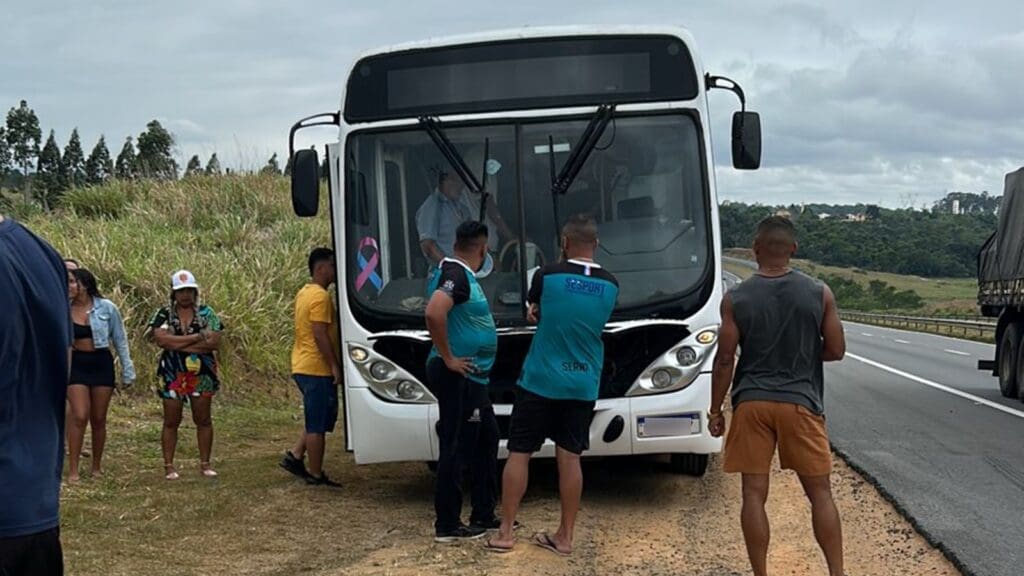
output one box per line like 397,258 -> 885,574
424,220 -> 500,543
0,215 -> 72,576
415,171 -> 513,266
486,214 -> 618,556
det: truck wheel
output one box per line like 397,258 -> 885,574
1017,339 -> 1024,404
999,324 -> 1020,399
669,453 -> 709,477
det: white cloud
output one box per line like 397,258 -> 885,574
2,0 -> 1021,205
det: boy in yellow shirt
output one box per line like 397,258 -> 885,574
281,248 -> 342,487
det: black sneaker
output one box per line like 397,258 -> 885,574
306,472 -> 342,488
279,451 -> 310,479
469,518 -> 522,531
434,524 -> 487,543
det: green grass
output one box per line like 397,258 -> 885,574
16,175 -> 330,402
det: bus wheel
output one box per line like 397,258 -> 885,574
999,323 -> 1020,399
669,453 -> 709,477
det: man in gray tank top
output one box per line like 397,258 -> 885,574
708,216 -> 847,576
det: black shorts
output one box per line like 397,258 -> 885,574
69,349 -> 115,387
0,527 -> 63,576
507,387 -> 596,455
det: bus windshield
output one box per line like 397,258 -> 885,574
345,113 -> 710,324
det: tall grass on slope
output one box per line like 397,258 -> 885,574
20,175 -> 330,403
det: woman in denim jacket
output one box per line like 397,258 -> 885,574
67,268 -> 135,482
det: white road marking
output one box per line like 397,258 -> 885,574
861,333 -> 873,337
846,353 -> 1024,420
894,339 -> 911,344
944,349 -> 971,357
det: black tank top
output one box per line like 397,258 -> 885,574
730,270 -> 826,414
73,323 -> 92,340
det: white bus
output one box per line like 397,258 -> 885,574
288,26 -> 760,476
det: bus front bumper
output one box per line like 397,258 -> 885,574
348,373 -> 721,464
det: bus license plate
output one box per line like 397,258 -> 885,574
638,414 -> 701,437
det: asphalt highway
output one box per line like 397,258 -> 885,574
827,322 -> 1024,576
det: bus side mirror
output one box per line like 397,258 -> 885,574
291,149 -> 320,217
732,111 -> 761,170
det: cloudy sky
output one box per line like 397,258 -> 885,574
4,0 -> 1022,206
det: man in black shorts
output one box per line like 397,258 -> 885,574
487,215 -> 618,555
0,215 -> 72,576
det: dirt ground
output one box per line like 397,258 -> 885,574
60,402 -> 960,576
322,457 -> 960,576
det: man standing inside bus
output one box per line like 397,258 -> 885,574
488,215 -> 618,556
281,248 -> 343,487
708,216 -> 846,576
424,221 -> 500,542
416,171 -> 514,266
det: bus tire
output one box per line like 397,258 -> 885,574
669,453 -> 709,477
999,323 -> 1020,399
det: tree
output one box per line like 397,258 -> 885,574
184,155 -> 203,177
85,136 -> 113,185
205,152 -> 222,176
115,136 -> 138,180
61,128 -> 86,188
136,120 -> 178,180
320,154 -> 329,181
865,205 -> 881,221
5,100 -> 42,202
284,154 -> 293,177
36,131 -> 65,209
0,126 -> 10,181
260,153 -> 281,175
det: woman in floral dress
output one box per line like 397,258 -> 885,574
146,270 -> 224,480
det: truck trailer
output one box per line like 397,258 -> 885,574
977,167 -> 1024,402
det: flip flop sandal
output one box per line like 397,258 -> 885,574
164,464 -> 180,481
532,533 -> 571,557
483,537 -> 514,554
200,463 -> 218,478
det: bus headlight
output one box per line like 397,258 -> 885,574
695,330 -> 717,345
396,381 -> 419,400
626,325 -> 719,397
675,346 -> 700,367
370,361 -> 393,381
651,369 -> 674,389
349,347 -> 369,363
346,342 -> 437,405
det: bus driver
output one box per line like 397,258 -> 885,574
415,171 -> 514,267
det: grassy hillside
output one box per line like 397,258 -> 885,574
724,248 -> 978,315
10,175 -> 330,401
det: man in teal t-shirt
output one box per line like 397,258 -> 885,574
424,221 -> 500,543
487,215 -> 618,556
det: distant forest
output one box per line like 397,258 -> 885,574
721,194 -> 1000,278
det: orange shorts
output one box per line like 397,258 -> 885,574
723,400 -> 832,477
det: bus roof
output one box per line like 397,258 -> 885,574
355,25 -> 700,61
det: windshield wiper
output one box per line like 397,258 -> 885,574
419,116 -> 491,222
548,104 -> 616,239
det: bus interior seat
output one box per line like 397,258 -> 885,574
617,196 -> 655,219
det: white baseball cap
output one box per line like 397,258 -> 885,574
171,269 -> 200,291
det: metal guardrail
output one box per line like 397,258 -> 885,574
841,312 -> 996,340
